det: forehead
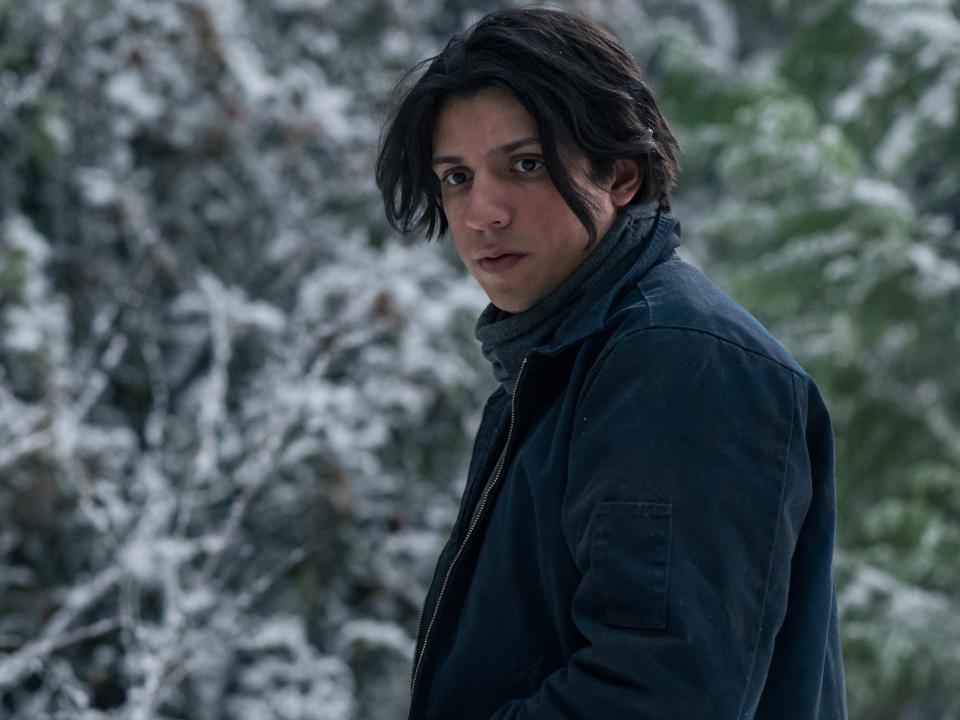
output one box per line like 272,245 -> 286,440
432,86 -> 539,153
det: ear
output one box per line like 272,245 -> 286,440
607,158 -> 642,208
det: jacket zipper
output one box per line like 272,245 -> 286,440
409,356 -> 528,703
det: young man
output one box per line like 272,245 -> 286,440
376,7 -> 847,719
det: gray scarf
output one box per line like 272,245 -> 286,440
475,201 -> 661,395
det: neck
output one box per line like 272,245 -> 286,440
474,201 -> 661,395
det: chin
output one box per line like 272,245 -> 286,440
494,299 -> 531,314
486,286 -> 539,313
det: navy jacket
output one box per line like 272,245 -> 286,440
409,211 -> 848,719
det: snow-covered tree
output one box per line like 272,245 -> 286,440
2,1 -> 487,717
1,0 -> 957,718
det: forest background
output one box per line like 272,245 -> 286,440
1,0 -> 958,718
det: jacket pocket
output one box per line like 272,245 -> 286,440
591,501 -> 672,630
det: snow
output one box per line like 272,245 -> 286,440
917,64 -> 959,127
273,0 -> 331,10
832,56 -> 893,121
697,0 -> 739,66
875,112 -> 918,174
336,618 -> 413,658
382,28 -> 413,58
851,177 -> 913,216
75,167 -> 118,207
839,561 -> 952,620
106,71 -> 163,122
205,0 -> 275,102
758,231 -> 859,274
3,213 -> 50,268
905,243 -> 960,294
856,0 -> 960,62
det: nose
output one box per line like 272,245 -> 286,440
463,174 -> 512,232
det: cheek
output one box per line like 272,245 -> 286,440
449,233 -> 474,268
525,186 -> 567,213
443,199 -> 471,234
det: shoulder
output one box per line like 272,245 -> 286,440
570,255 -> 824,425
598,255 -> 809,383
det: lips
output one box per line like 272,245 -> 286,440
477,253 -> 526,273
475,247 -> 522,261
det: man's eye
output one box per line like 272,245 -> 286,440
513,157 -> 544,173
442,170 -> 470,186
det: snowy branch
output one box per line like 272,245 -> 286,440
0,567 -> 122,690
0,3 -> 67,123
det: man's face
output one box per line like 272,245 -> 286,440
431,86 -> 618,313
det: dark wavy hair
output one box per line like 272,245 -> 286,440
375,6 -> 681,245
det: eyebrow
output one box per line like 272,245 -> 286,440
431,136 -> 541,167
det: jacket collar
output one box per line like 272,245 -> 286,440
532,209 -> 682,358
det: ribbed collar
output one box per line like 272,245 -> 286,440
474,201 -> 662,396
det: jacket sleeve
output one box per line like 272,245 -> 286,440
489,327 -> 817,719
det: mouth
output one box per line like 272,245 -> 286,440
478,253 -> 527,273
